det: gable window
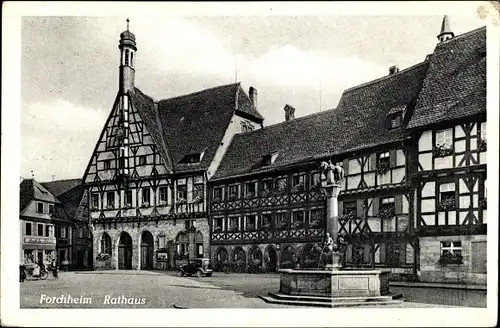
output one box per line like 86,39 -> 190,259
25,222 -> 32,236
37,223 -> 44,236
213,186 -> 224,202
227,184 -> 240,201
48,204 -> 55,215
159,186 -> 168,205
36,202 -> 44,214
138,155 -> 147,166
437,182 -> 456,211
141,188 -> 150,207
390,114 -> 402,129
106,192 -> 115,209
244,181 -> 257,199
91,193 -> 99,210
343,200 -> 357,219
380,197 -> 395,219
124,190 -> 133,208
104,159 -> 112,170
440,241 -> 462,265
377,152 -> 390,176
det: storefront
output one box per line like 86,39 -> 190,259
22,236 -> 57,264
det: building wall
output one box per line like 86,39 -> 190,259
419,235 -> 486,285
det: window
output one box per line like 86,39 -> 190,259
380,197 -> 395,218
377,152 -> 391,180
441,241 -> 462,257
142,188 -> 150,206
310,171 -> 321,190
130,51 -> 134,67
25,222 -> 32,236
48,204 -> 54,215
292,174 -> 305,193
262,213 -> 273,229
100,233 -> 112,255
138,155 -> 147,166
228,217 -> 239,232
158,235 -> 166,249
262,152 -> 279,166
391,115 -> 402,129
436,128 -> 453,148
309,209 -> 323,228
104,159 -> 112,170
213,218 -> 223,232
245,215 -> 257,230
91,193 -> 99,210
245,181 -> 257,199
193,184 -> 203,203
179,153 -> 203,164
343,200 -> 357,217
227,184 -> 239,201
78,227 -> 84,238
386,243 -> 401,266
292,211 -> 305,229
378,152 -> 390,167
106,192 -> 115,209
45,225 -> 50,237
438,182 -> 456,210
36,202 -> 44,214
125,49 -> 129,66
124,190 -> 133,207
37,224 -> 44,236
260,180 -> 272,197
177,185 -> 187,203
159,186 -> 168,204
60,226 -> 67,238
213,186 -> 224,202
274,177 -> 287,194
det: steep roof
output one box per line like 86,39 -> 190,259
133,83 -> 264,174
213,62 -> 429,180
41,179 -> 81,197
19,179 -> 60,212
407,26 -> 486,129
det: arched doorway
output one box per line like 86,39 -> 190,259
280,245 -> 296,269
195,231 -> 204,258
214,247 -> 228,272
264,246 -> 277,272
248,246 -> 263,273
140,231 -> 154,270
232,247 -> 247,273
118,232 -> 133,270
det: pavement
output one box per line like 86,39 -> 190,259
19,270 -> 485,308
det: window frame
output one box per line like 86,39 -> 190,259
141,188 -> 150,205
104,159 -> 112,170
389,114 -> 402,129
25,222 -> 32,236
36,202 -> 44,214
91,193 -> 99,210
138,155 -> 147,166
48,204 -> 55,215
37,223 -> 44,237
124,190 -> 133,207
436,128 -> 453,148
106,191 -> 115,209
159,186 -> 168,204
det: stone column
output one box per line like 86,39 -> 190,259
322,183 -> 342,270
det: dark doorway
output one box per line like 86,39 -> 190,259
265,247 -> 277,272
140,231 -> 154,270
118,232 -> 133,270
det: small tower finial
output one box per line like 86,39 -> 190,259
126,18 -> 130,31
437,15 -> 454,43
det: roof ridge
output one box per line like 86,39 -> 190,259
435,25 -> 486,48
158,82 -> 241,104
40,178 -> 82,184
343,61 -> 428,94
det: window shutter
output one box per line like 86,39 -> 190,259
389,149 -> 397,168
372,197 -> 380,216
370,153 -> 377,171
343,159 -> 349,175
338,201 -> 343,217
356,199 -> 365,218
394,194 -> 403,215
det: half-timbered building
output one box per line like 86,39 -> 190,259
407,25 -> 487,284
208,20 -> 487,283
82,25 -> 264,270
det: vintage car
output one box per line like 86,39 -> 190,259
177,258 -> 213,277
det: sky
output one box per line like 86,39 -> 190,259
18,4 -> 490,182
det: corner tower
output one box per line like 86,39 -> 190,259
119,18 -> 137,94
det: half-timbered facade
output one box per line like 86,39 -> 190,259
82,25 -> 264,270
407,26 -> 487,284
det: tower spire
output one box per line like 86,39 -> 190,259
126,18 -> 130,31
437,15 -> 454,43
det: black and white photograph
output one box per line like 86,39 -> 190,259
1,1 -> 498,327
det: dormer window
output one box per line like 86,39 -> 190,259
179,152 -> 204,164
262,152 -> 279,166
390,114 -> 402,129
36,202 -> 44,214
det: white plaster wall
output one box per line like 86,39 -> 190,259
419,131 -> 433,151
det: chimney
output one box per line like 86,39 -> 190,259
389,65 -> 399,75
249,86 -> 258,109
284,104 -> 295,121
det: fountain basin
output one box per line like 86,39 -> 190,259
279,268 -> 391,297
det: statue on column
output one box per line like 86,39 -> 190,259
320,160 -> 344,185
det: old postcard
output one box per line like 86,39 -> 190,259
1,1 -> 498,327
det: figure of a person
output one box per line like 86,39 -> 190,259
324,232 -> 334,253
